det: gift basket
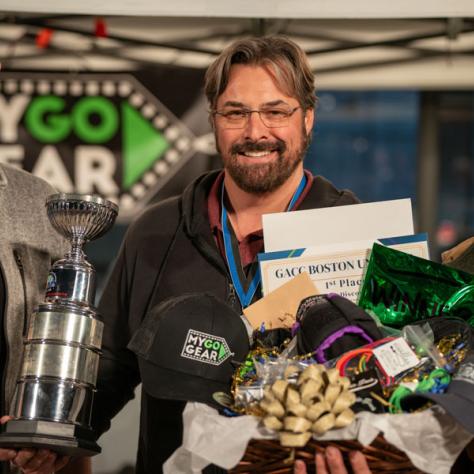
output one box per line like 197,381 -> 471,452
226,245 -> 474,473
161,243 -> 474,474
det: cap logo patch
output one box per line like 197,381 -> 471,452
181,329 -> 232,366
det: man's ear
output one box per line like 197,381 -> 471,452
209,113 -> 216,131
304,108 -> 315,135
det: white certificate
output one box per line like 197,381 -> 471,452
258,234 -> 429,303
263,198 -> 414,252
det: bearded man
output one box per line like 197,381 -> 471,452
90,36 -> 368,474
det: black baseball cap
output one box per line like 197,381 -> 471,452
127,293 -> 250,407
401,352 -> 474,434
400,317 -> 474,432
296,294 -> 383,362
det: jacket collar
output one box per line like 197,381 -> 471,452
180,170 -> 347,236
181,170 -> 221,238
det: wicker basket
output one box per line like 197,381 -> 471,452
229,435 -> 422,474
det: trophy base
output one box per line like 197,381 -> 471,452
0,419 -> 101,456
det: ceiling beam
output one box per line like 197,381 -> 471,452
305,25 -> 474,55
314,48 -> 474,74
1,18 -> 222,56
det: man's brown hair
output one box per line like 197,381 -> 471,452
204,36 -> 316,111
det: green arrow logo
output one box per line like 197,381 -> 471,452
122,101 -> 170,190
218,342 -> 228,361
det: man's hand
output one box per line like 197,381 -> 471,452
11,448 -> 69,474
1,416 -> 70,474
0,416 -> 18,464
294,446 -> 371,474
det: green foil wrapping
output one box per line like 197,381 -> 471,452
358,243 -> 474,327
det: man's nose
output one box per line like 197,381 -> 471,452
243,111 -> 269,140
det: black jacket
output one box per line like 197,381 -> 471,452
92,170 -> 359,473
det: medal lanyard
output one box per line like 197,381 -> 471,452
221,174 -> 307,308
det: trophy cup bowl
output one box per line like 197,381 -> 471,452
0,194 -> 118,456
46,194 -> 119,256
44,194 -> 118,307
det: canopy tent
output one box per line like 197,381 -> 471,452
2,0 -> 474,19
0,2 -> 474,88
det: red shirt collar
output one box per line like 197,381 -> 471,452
208,170 -> 313,267
208,170 -> 313,232
208,171 -> 225,233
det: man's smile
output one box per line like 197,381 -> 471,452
241,150 -> 274,158
231,139 -> 286,161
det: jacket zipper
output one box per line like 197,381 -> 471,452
227,281 -> 241,313
189,220 -> 242,312
193,236 -> 247,314
13,250 -> 29,337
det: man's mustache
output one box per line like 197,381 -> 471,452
231,139 -> 286,155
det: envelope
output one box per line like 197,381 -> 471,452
243,272 -> 318,330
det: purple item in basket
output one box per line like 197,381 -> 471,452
296,294 -> 383,361
315,325 -> 374,363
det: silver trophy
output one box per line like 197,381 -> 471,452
0,194 -> 118,456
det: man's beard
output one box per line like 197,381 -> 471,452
219,131 -> 310,195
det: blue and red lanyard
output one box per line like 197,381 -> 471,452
221,174 -> 307,308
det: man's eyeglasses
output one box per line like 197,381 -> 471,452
212,106 -> 301,129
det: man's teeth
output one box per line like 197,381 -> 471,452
243,150 -> 273,157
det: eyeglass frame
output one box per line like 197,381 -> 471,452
211,105 -> 302,129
